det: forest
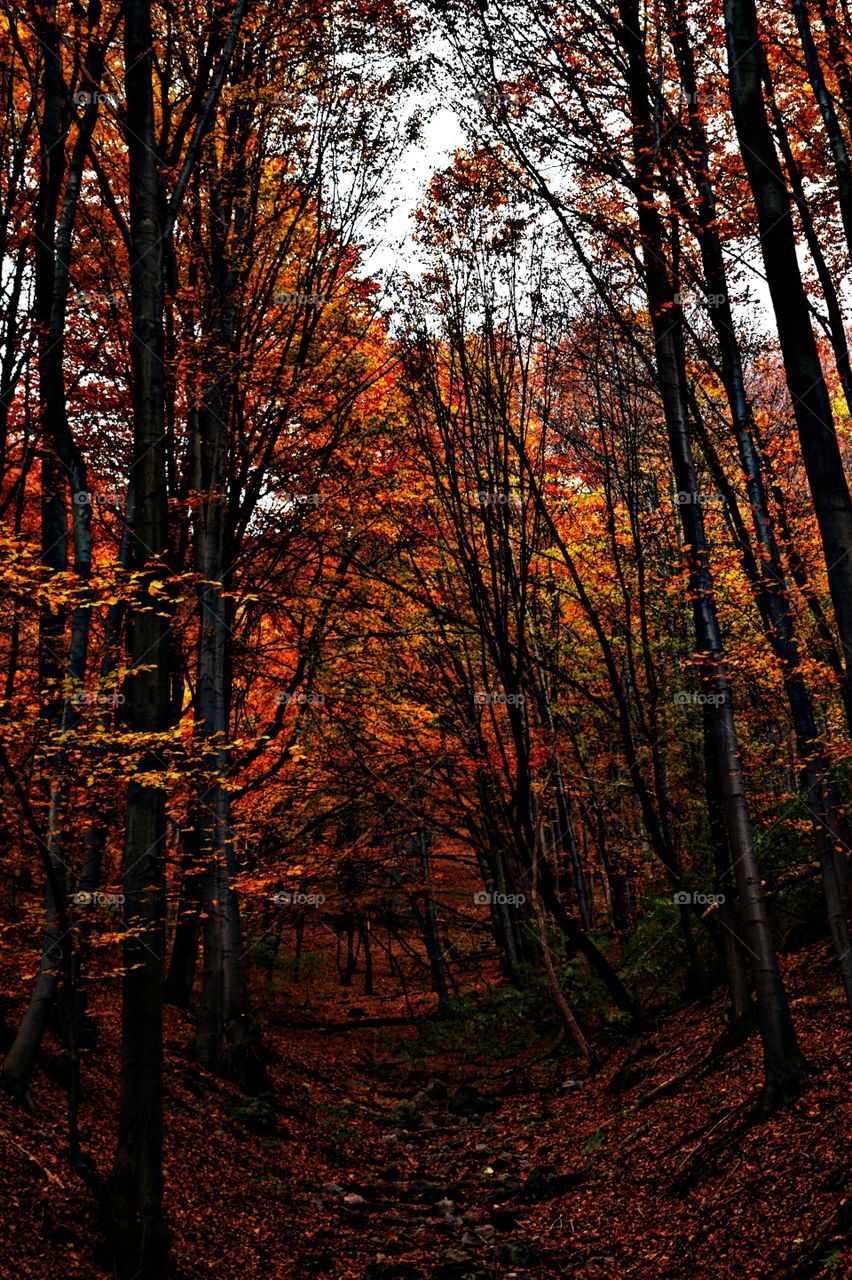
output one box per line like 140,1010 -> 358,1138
2,0 -> 852,1274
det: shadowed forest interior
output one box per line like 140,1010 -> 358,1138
2,0 -> 852,1275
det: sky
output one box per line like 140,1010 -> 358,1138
362,105 -> 466,282
359,82 -> 783,339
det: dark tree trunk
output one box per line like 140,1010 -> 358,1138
703,710 -> 753,1036
362,919 -> 374,997
789,0 -> 852,263
418,828 -> 449,1005
536,859 -> 637,1016
2,0 -> 101,1107
164,819 -> 203,1007
192,405 -> 254,1064
665,5 -> 852,1012
620,0 -> 805,1109
106,0 -> 171,1270
724,0 -> 852,691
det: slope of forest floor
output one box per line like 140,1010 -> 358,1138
1,943 -> 851,1280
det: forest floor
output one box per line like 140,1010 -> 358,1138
1,941 -> 851,1279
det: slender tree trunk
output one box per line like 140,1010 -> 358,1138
418,828 -> 449,1004
534,900 -> 597,1062
362,919 -> 374,996
2,1 -> 98,1105
667,9 -> 852,1012
194,569 -> 250,1062
761,56 -> 852,418
814,0 -> 852,140
164,818 -> 203,1007
536,857 -> 637,1016
191,136 -> 254,1065
620,0 -> 805,1109
530,852 -> 598,1066
724,0 -> 852,687
106,0 -> 170,1269
703,710 -> 753,1036
789,0 -> 852,262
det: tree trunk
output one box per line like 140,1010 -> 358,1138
667,7 -> 852,1015
418,828 -> 449,1004
164,818 -> 204,1007
789,0 -> 852,263
724,0 -> 852,690
2,0 -> 98,1106
620,0 -> 805,1109
703,710 -> 753,1036
106,0 -> 171,1269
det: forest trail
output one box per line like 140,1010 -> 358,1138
1,942 -> 849,1279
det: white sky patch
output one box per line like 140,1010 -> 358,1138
362,105 -> 465,283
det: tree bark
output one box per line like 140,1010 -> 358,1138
724,0 -> 852,690
106,0 -> 171,1269
620,0 -> 806,1109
